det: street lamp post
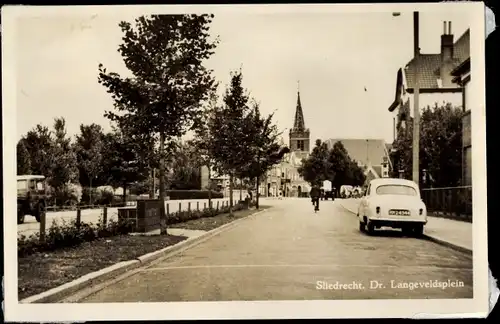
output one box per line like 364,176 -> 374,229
393,11 -> 420,183
412,11 -> 421,185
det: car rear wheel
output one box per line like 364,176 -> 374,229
17,203 -> 25,224
366,221 -> 375,234
402,226 -> 413,236
413,225 -> 424,237
359,220 -> 365,232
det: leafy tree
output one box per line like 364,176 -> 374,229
74,123 -> 105,204
17,139 -> 32,175
327,140 -> 365,194
190,87 -> 220,209
239,101 -> 289,209
347,160 -> 366,187
393,102 -> 463,187
207,69 -> 252,215
298,139 -> 365,196
49,118 -> 79,205
103,127 -> 150,203
23,125 -> 55,176
168,141 -> 202,190
298,139 -> 332,187
98,14 -> 218,234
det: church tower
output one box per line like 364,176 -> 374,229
289,84 -> 310,155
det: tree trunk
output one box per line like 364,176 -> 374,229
207,165 -> 212,210
159,131 -> 168,235
122,182 -> 127,204
255,176 -> 260,209
150,167 -> 155,199
239,177 -> 243,202
229,173 -> 234,216
89,178 -> 93,206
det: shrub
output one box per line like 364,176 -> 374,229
18,217 -> 135,258
166,190 -> 223,200
166,200 -> 250,225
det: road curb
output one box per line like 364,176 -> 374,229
337,200 -> 472,255
21,206 -> 271,304
422,234 -> 472,255
20,260 -> 141,304
337,200 -> 358,215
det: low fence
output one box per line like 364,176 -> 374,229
421,186 -> 472,222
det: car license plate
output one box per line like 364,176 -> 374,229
388,209 -> 410,216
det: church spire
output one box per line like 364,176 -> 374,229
293,81 -> 305,131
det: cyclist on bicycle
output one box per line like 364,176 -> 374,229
310,184 -> 321,212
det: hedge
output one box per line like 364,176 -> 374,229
18,199 -> 254,258
167,199 -> 253,225
166,190 -> 223,200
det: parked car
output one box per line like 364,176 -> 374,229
17,175 -> 47,224
357,178 -> 427,236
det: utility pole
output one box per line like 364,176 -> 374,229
412,11 -> 420,184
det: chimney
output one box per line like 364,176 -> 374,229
441,21 -> 454,61
440,21 -> 455,87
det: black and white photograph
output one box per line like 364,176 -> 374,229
2,2 -> 489,320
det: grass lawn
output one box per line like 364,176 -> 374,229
18,205 -> 270,300
169,205 -> 270,231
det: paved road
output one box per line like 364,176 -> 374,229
75,198 -> 473,302
18,193 -> 242,237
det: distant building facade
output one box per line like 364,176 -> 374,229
259,88 -> 311,197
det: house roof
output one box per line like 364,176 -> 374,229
403,28 -> 470,89
324,139 -> 389,167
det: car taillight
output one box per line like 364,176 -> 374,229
419,208 -> 423,215
376,207 -> 380,214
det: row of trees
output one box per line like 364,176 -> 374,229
17,119 -> 203,205
297,139 -> 366,195
97,14 -> 287,235
392,102 -> 464,188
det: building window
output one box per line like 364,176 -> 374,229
298,140 -> 304,151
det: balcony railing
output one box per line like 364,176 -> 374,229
421,186 -> 472,222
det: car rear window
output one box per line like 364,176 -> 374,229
375,185 -> 418,196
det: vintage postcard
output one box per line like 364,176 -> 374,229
2,2 -> 489,321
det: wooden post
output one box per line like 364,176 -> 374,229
197,201 -> 199,211
167,204 -> 170,216
39,209 -> 46,243
179,202 -> 182,212
188,202 -> 191,216
204,202 -> 207,210
76,207 -> 81,228
103,207 -> 108,225
217,201 -> 219,211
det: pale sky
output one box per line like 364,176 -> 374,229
15,9 -> 471,145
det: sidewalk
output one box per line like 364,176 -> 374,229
337,198 -> 472,253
